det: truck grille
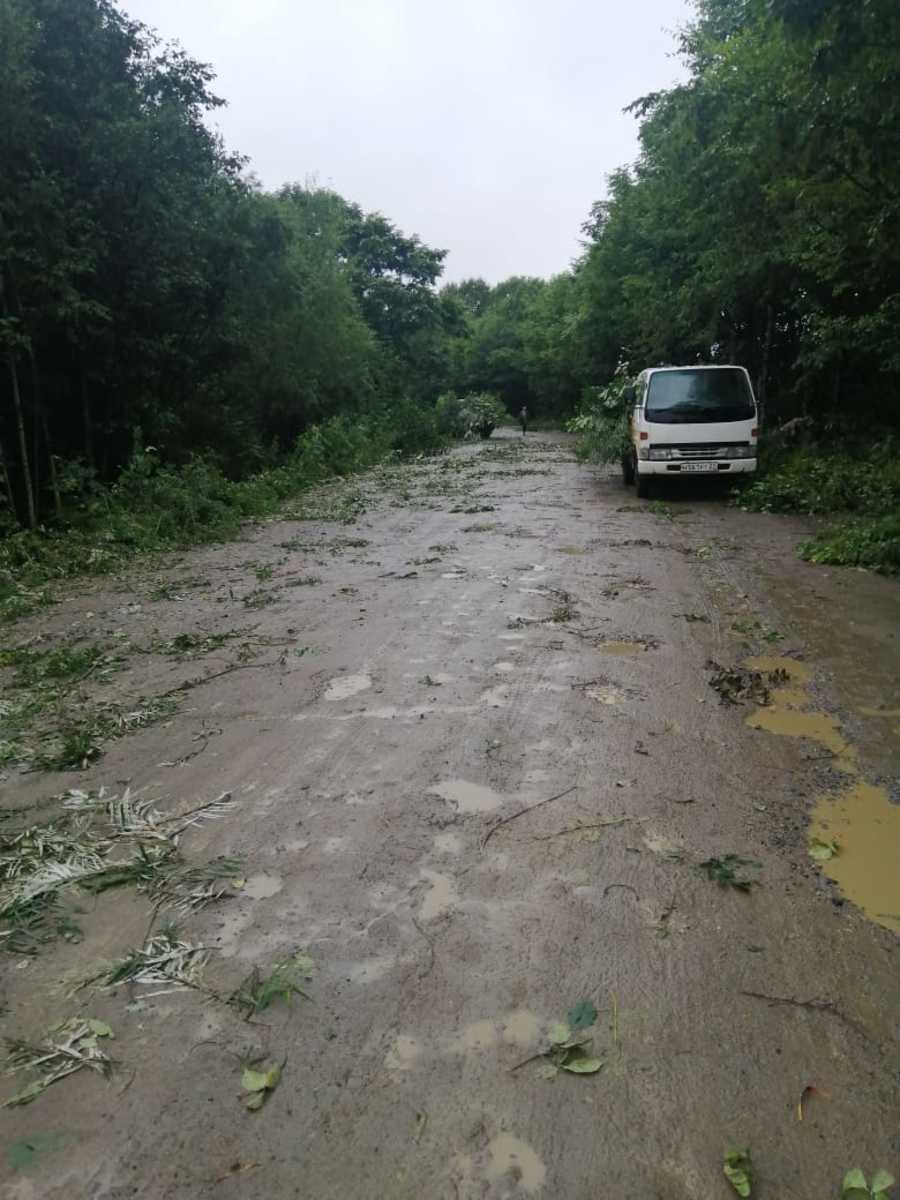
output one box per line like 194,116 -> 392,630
661,442 -> 749,460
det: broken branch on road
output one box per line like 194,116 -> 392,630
480,785 -> 577,852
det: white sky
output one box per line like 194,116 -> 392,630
121,0 -> 692,282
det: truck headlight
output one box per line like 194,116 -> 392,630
725,446 -> 755,458
648,447 -> 677,460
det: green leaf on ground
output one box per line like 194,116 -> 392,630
86,1019 -> 114,1038
241,1062 -> 281,1110
560,1056 -> 603,1074
566,999 -> 597,1031
724,1147 -> 753,1197
809,837 -> 839,861
548,1022 -> 571,1045
842,1169 -> 869,1198
842,1168 -> 896,1199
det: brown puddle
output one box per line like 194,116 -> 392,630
744,656 -> 900,933
744,655 -> 856,773
810,782 -> 900,934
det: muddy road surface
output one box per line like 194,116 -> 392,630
2,432 -> 898,1199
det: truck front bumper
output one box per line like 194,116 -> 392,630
637,458 -> 757,477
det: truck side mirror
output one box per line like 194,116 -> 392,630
623,384 -> 636,405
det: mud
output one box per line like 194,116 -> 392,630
1,431 -> 898,1199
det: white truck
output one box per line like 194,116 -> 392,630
623,364 -> 759,498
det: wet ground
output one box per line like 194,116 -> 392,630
1,431 -> 898,1198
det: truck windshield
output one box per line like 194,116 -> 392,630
646,369 -> 755,423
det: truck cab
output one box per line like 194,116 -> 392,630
623,365 -> 759,498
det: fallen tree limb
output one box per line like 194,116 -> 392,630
480,785 -> 577,852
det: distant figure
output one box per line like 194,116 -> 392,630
519,405 -> 528,436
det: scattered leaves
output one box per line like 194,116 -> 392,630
699,855 -> 760,892
707,661 -> 787,706
4,1018 -> 114,1107
229,951 -> 314,1018
842,1168 -> 895,1199
522,1000 -> 603,1079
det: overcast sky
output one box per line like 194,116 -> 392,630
121,0 -> 691,283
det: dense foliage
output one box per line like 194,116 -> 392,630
2,0 -> 898,573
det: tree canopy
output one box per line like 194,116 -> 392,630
2,0 -> 897,529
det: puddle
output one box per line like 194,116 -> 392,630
745,655 -> 811,683
324,673 -> 372,701
810,781 -> 900,933
559,545 -> 586,555
743,655 -> 856,772
599,640 -> 646,656
243,873 -> 284,899
432,779 -> 504,813
743,655 -> 898,931
486,1134 -> 547,1194
384,1035 -> 420,1071
419,869 -> 458,920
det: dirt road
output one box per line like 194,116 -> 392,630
2,432 -> 898,1198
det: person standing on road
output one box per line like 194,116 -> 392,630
519,405 -> 528,436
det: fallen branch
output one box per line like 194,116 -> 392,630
740,990 -> 865,1035
480,785 -> 577,852
531,816 -> 629,842
159,659 -> 282,699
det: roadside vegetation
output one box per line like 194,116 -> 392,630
738,442 -> 900,573
3,0 -> 898,584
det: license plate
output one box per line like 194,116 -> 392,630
680,461 -> 718,473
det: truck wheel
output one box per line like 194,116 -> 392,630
635,470 -> 653,499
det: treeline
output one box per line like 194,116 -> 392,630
2,0 -> 898,536
0,0 -> 469,530
452,0 -> 900,431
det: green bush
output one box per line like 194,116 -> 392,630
567,363 -> 632,464
435,392 -> 468,439
459,392 -> 509,440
